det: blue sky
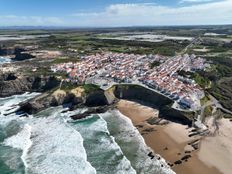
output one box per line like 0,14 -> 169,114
0,0 -> 231,26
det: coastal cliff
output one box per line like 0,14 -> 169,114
19,86 -> 109,114
113,84 -> 172,107
0,73 -> 60,97
1,75 -> 194,123
110,84 -> 193,124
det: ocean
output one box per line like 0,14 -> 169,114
0,93 -> 175,174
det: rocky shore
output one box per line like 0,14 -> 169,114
18,86 -> 109,114
1,75 -> 195,124
0,73 -> 60,97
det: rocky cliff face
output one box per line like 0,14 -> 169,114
85,90 -> 108,107
19,87 -> 109,114
0,46 -> 34,60
111,84 -> 193,125
13,52 -> 35,61
0,74 -> 60,97
0,76 -> 33,97
113,84 -> 173,108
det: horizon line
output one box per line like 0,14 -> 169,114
0,24 -> 232,30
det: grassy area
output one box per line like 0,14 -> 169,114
52,57 -> 80,64
60,82 -> 78,91
200,94 -> 210,105
83,84 -> 101,94
150,61 -> 161,68
204,105 -> 213,117
182,37 -> 232,112
210,77 -> 232,110
192,72 -> 211,89
33,31 -> 191,56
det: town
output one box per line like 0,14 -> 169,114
51,52 -> 209,111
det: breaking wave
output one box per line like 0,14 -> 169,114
63,110 -> 136,174
101,110 -> 175,174
0,93 -> 175,174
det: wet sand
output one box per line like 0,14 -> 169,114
117,100 -> 224,174
197,118 -> 232,174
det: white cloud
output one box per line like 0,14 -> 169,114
0,15 -> 63,26
71,0 -> 232,27
179,0 -> 216,3
0,1 -> 231,27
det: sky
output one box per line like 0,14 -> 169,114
0,0 -> 231,27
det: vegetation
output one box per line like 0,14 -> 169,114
52,57 -> 80,64
210,78 -> 232,110
181,31 -> 232,112
60,81 -> 78,91
82,84 -> 101,94
1,26 -> 232,112
200,95 -> 210,105
150,61 -> 161,68
192,72 -> 211,89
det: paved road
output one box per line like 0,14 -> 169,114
178,37 -> 202,55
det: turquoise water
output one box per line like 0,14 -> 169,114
101,111 -> 172,174
0,121 -> 25,174
0,93 -> 175,174
67,114 -> 136,174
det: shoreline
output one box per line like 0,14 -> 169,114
116,99 -> 224,174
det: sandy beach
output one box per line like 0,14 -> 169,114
116,100 -> 232,174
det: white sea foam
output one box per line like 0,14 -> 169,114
0,93 -> 36,171
0,94 -> 95,174
67,112 -> 136,174
101,110 -> 176,174
0,92 -> 39,128
0,92 -> 40,116
3,124 -> 32,168
0,93 -> 174,174
0,56 -> 11,64
25,113 -> 96,174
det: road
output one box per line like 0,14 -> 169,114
198,94 -> 232,123
178,37 -> 202,55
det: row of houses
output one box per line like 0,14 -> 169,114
51,52 -> 207,110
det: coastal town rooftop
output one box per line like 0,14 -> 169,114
51,52 -> 208,110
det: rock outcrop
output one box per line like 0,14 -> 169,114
70,107 -> 109,120
0,46 -> 35,61
13,52 -> 35,61
18,87 -> 109,114
0,47 -> 16,56
0,73 -> 60,97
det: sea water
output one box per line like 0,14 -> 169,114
0,93 -> 175,174
0,93 -> 39,174
101,111 -> 175,174
63,111 -> 136,174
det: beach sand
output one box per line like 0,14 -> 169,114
197,118 -> 232,174
116,100 -> 229,174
